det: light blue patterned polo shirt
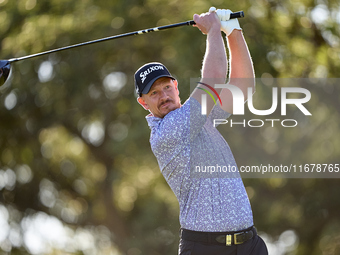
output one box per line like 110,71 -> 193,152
146,97 -> 253,232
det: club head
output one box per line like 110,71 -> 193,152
0,60 -> 11,87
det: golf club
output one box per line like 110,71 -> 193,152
0,11 -> 244,87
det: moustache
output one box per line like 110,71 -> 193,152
159,99 -> 173,108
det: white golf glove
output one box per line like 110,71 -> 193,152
209,7 -> 241,36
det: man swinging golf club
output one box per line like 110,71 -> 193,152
134,7 -> 268,255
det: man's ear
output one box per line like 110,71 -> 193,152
137,96 -> 149,110
173,79 -> 179,96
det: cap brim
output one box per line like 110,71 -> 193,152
141,75 -> 175,95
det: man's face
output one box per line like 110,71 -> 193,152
138,77 -> 181,118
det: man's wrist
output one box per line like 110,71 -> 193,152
225,28 -> 242,37
207,26 -> 222,37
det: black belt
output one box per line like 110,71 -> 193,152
180,226 -> 256,246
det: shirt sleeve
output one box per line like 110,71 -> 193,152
207,103 -> 231,127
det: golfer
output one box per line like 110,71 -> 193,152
134,8 -> 268,255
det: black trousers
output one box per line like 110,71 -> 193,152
178,234 -> 268,255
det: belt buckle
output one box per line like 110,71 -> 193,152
234,232 -> 244,245
226,234 -> 232,246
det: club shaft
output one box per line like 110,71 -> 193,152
8,11 -> 244,63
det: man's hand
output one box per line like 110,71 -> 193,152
210,7 -> 242,36
193,11 -> 220,35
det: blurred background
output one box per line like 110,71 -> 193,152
0,0 -> 340,254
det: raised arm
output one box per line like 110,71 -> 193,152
218,9 -> 255,114
190,8 -> 255,116
191,11 -> 227,115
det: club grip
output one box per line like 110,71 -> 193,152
230,11 -> 244,19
